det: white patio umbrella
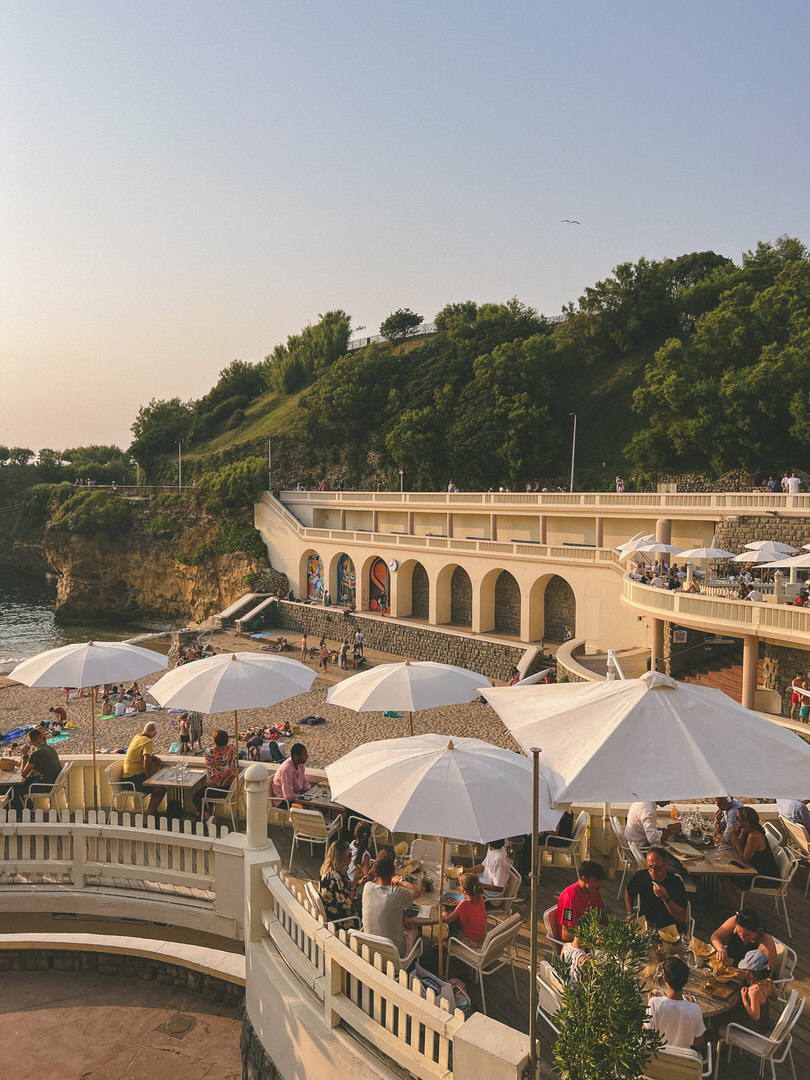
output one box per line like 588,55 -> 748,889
731,549 -> 779,564
326,659 -> 488,736
326,733 -> 561,969
767,552 -> 810,569
615,533 -> 654,556
481,670 -> 810,804
677,547 -> 736,561
10,640 -> 167,808
635,542 -> 684,557
149,652 -> 316,808
745,540 -> 797,554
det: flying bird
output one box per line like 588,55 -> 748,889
561,219 -> 581,225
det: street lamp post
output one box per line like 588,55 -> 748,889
399,466 -> 404,494
569,412 -> 577,492
268,437 -> 272,492
178,443 -> 182,493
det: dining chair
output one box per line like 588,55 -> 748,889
611,815 -> 636,899
771,936 -> 798,999
201,780 -> 241,831
348,929 -> 422,974
409,838 -> 443,866
288,808 -> 341,870
304,879 -> 360,930
443,912 -> 522,1015
543,904 -> 565,955
536,960 -> 563,1035
779,817 -> 810,896
21,761 -> 72,813
486,865 -> 522,920
714,989 -> 803,1079
738,847 -> 798,937
643,1044 -> 712,1079
104,760 -> 148,815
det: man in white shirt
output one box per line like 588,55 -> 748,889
787,472 -> 802,494
647,956 -> 706,1051
625,802 -> 682,849
466,839 -> 511,905
745,588 -> 763,602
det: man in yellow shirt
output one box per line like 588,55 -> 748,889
122,721 -> 166,819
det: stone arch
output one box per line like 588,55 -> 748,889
397,559 -> 429,620
368,556 -> 390,614
328,552 -> 356,607
494,570 -> 521,635
544,575 -> 576,641
298,549 -> 323,600
450,565 -> 472,627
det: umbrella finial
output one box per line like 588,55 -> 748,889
231,654 -> 237,661
446,739 -> 454,750
405,658 -> 411,666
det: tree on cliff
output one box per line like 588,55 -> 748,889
379,308 -> 423,340
262,310 -> 351,394
129,398 -> 195,476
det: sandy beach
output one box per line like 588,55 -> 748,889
0,626 -> 519,768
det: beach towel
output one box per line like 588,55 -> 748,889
383,711 -> 404,718
97,714 -> 118,720
250,631 -> 277,639
47,733 -> 71,744
0,726 -> 34,745
300,715 -> 326,726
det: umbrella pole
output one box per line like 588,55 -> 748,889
234,709 -> 240,826
529,748 -> 540,1080
438,835 -> 447,974
408,710 -> 414,737
90,687 -> 98,811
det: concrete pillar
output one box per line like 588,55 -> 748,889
539,515 -> 547,546
595,516 -> 604,548
447,512 -> 454,538
651,619 -> 665,671
474,578 -> 495,634
742,635 -> 757,711
407,511 -> 414,535
490,513 -> 498,541
371,510 -> 379,533
656,518 -> 672,544
339,510 -> 346,530
244,763 -> 271,850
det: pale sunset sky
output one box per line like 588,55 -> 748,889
2,1 -> 808,453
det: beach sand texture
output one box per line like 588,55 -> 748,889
0,626 -> 519,768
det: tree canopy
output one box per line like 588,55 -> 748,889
379,308 -> 424,340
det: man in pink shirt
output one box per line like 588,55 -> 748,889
271,742 -> 310,806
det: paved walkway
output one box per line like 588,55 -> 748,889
0,969 -> 241,1080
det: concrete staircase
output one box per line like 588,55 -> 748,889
680,655 -> 765,703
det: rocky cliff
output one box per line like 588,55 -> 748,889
41,528 -> 264,624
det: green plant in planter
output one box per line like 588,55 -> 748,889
552,909 -> 663,1080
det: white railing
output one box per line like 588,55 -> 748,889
622,575 -> 810,642
259,863 -> 465,1080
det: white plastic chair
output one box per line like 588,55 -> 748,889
540,810 -> 588,874
444,912 -> 522,1015
201,780 -> 241,830
643,1044 -> 712,1079
0,789 -> 12,813
486,865 -> 522,919
348,928 -> 422,973
715,989 -> 804,1080
288,807 -> 341,870
409,838 -> 443,866
543,904 -> 566,955
611,815 -> 636,898
304,879 -> 360,930
780,817 -> 810,896
21,761 -> 72,812
771,936 -> 798,999
105,759 -> 148,814
536,960 -> 563,1035
738,847 -> 798,937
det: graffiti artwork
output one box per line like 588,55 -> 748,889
306,553 -> 324,599
369,557 -> 390,613
336,554 -> 356,606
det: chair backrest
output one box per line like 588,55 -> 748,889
642,1046 -> 703,1080
763,820 -> 783,850
478,912 -> 522,964
290,807 -> 328,837
0,789 -> 11,811
610,815 -> 626,844
410,838 -> 443,865
503,865 -> 521,902
572,810 -> 588,841
772,936 -> 797,984
774,847 -> 795,883
628,841 -> 647,868
349,930 -> 403,971
304,879 -> 327,921
536,963 -> 563,1026
768,989 -> 799,1045
543,904 -> 562,950
105,760 -> 125,785
781,817 -> 810,856
538,958 -> 564,995
50,761 -> 72,795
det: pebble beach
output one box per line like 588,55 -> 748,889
0,626 -> 520,768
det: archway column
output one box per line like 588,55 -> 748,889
742,634 -> 757,710
651,619 -> 665,671
473,577 -> 495,634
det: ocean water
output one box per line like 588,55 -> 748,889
0,570 -> 159,674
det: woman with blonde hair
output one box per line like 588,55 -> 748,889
319,840 -> 357,922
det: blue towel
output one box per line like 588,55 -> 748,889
383,711 -> 405,719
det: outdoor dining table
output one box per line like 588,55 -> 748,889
0,765 -> 26,787
144,763 -> 206,810
293,782 -> 347,822
643,962 -> 742,1022
663,838 -> 755,877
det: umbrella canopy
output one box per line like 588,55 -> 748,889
326,660 -> 487,735
635,542 -> 684,556
731,549 -> 779,564
10,640 -> 166,689
677,547 -> 736,561
767,553 -> 810,569
326,733 -> 561,842
10,640 -> 167,810
148,651 -> 316,712
615,533 -> 654,556
481,671 -> 810,804
745,540 -> 797,554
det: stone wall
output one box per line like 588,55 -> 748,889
0,948 -> 243,1006
242,1012 -> 285,1080
494,571 -> 521,635
270,601 -> 545,681
716,516 -> 810,552
412,563 -> 429,619
544,575 -> 576,641
663,623 -> 708,678
762,643 -> 810,717
450,566 -> 472,626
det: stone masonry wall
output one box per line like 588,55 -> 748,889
270,601 -> 545,682
412,563 -> 429,619
716,516 -> 810,552
450,566 -> 472,626
494,571 -> 521,635
544,576 -> 576,641
242,1011 -> 284,1080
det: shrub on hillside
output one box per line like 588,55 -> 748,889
58,491 -> 133,535
195,457 -> 267,514
175,522 -> 266,565
16,484 -> 57,541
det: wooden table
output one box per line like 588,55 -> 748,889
664,838 -> 755,876
641,950 -> 742,1020
0,766 -> 26,787
294,783 -> 345,819
144,764 -> 206,809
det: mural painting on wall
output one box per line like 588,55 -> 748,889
337,554 -> 356,606
369,557 -> 390,614
306,553 -> 324,599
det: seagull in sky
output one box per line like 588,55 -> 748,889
561,219 -> 581,225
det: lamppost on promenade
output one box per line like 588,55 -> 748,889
569,412 -> 577,492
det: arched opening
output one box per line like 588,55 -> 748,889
450,566 -> 472,627
494,570 -> 521,635
544,575 -> 576,641
411,563 -> 429,619
305,552 -> 324,600
368,556 -> 390,614
335,553 -> 356,606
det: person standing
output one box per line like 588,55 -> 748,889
300,633 -> 308,663
188,711 -> 204,751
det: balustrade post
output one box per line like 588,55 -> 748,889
244,763 -> 271,850
72,828 -> 87,888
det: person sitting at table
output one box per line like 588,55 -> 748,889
361,852 -> 421,958
442,872 -> 486,948
11,728 -> 61,814
733,949 -> 778,1033
721,805 -> 780,909
710,910 -> 777,971
776,797 -> 810,833
560,937 -> 590,986
625,801 -> 682,850
646,956 -> 706,1052
556,861 -> 607,943
121,721 -> 167,820
465,838 -> 511,905
270,742 -> 310,807
192,729 -> 237,822
319,840 -> 359,922
625,846 -> 688,931
348,821 -> 374,887
714,795 -> 743,843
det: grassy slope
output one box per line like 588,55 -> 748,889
188,388 -> 306,456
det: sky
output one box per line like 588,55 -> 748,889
2,1 -> 808,454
